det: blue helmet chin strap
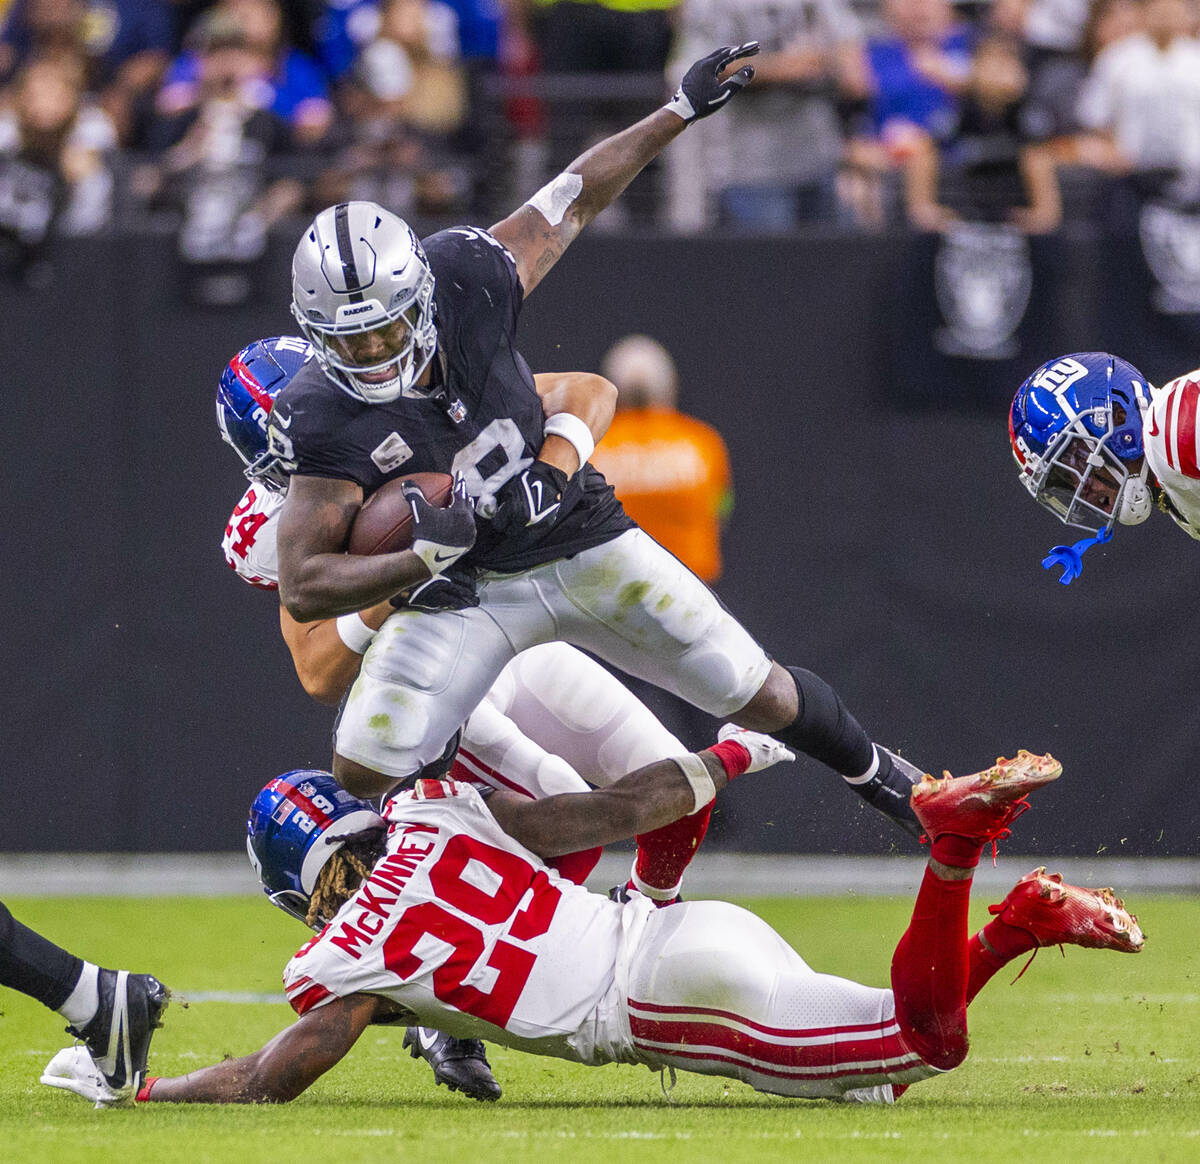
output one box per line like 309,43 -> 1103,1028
1042,526 -> 1113,585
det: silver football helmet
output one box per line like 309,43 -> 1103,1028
290,201 -> 437,404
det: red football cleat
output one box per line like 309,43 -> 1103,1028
910,750 -> 1062,847
989,867 -> 1145,954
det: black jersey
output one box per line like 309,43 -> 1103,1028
270,226 -> 633,574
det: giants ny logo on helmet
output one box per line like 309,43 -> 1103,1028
216,337 -> 314,492
1010,351 -> 1153,535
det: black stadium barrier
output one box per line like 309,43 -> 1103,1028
1,226 -> 1196,856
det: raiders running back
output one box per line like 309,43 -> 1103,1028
269,227 -> 632,575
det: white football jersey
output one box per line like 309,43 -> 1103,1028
222,485 -> 284,589
283,781 -> 653,1065
1143,372 -> 1200,541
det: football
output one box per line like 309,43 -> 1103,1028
347,472 -> 454,555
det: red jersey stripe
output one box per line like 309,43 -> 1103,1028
628,997 -> 895,1040
629,1014 -> 912,1073
454,749 -> 537,800
289,982 -> 332,1015
633,1043 -> 926,1083
1177,380 -> 1199,478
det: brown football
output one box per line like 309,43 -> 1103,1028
347,472 -> 454,555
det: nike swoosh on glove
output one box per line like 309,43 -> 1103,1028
717,723 -> 796,772
405,473 -> 477,575
665,42 -> 760,123
490,462 -> 568,533
398,574 -> 481,612
41,1045 -> 132,1108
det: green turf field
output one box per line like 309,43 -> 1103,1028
3,892 -> 1197,1163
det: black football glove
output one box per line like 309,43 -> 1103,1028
403,474 -> 476,576
664,42 -> 759,124
490,462 -> 568,534
394,574 -> 480,612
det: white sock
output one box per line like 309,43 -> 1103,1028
629,866 -> 682,903
843,743 -> 881,786
58,962 -> 100,1027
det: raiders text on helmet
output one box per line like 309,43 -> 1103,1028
291,202 -> 438,404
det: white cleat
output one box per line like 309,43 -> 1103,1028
41,1045 -> 132,1109
717,724 -> 796,772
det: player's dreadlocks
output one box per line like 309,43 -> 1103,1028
306,826 -> 388,929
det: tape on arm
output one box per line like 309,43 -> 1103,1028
526,172 -> 583,227
336,613 -> 377,655
544,411 -> 595,471
671,753 -> 717,815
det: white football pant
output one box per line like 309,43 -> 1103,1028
337,530 -> 770,777
623,901 -> 939,1101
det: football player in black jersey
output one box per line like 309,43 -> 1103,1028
269,43 -> 926,838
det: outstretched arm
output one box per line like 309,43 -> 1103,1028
143,994 -> 384,1104
490,43 -> 759,297
488,731 -> 793,857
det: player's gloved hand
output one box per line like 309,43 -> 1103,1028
41,1045 -> 132,1108
489,461 -> 568,533
664,42 -> 759,123
396,574 -> 480,612
717,723 -> 796,773
404,474 -> 476,576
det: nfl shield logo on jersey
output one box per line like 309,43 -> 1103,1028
934,222 -> 1032,360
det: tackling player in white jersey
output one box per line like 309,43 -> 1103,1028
43,744 -> 1144,1108
1009,351 -> 1200,584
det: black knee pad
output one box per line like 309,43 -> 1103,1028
776,666 -> 874,778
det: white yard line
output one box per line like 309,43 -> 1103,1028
3,853 -> 1198,896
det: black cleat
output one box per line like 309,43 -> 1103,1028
67,969 -> 169,1092
403,1026 -> 501,1101
608,883 -> 681,907
848,748 -> 923,838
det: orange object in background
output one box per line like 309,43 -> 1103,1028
592,335 -> 732,583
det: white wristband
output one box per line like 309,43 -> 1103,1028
336,613 -> 377,655
544,412 -> 595,472
671,753 -> 717,815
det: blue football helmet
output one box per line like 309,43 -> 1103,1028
1010,352 -> 1153,535
246,770 -> 383,927
216,336 -> 314,491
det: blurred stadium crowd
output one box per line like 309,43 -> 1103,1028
2,0 -> 1200,276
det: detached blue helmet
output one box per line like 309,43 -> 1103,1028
247,770 -> 383,927
216,336 -> 314,492
1010,352 -> 1154,583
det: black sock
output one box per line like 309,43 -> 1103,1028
772,666 -> 874,777
0,900 -> 84,1011
774,668 -> 921,837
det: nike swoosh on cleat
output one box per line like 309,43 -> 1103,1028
98,971 -> 131,1087
432,551 -> 458,563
